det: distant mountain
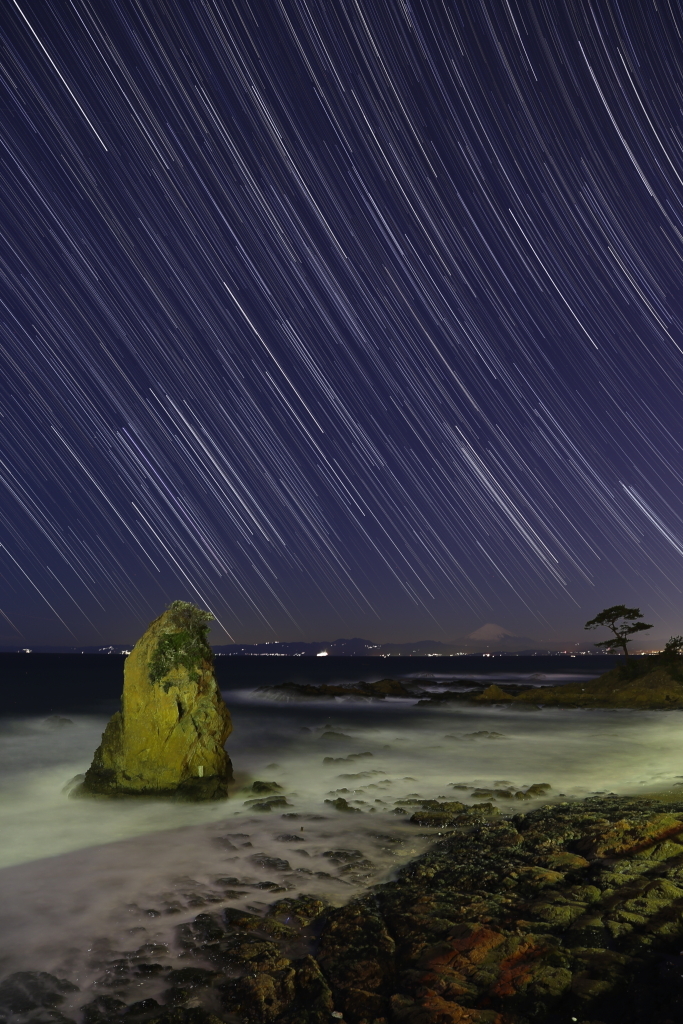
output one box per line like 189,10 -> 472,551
212,637 -> 379,657
0,628 -> 602,657
212,631 -> 582,656
466,623 -> 517,641
463,623 -> 541,650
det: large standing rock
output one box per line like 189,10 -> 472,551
81,602 -> 232,800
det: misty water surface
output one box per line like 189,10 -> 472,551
1,662 -> 683,1012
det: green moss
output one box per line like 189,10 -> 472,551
613,652 -> 683,684
149,601 -> 213,688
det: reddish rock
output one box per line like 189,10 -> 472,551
577,812 -> 683,858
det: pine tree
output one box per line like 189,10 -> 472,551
584,605 -> 652,657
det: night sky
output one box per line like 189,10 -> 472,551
1,0 -> 683,646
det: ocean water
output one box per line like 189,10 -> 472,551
1,654 -> 682,1014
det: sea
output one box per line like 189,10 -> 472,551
1,653 -> 682,1014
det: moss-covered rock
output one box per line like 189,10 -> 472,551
464,653 -> 683,709
261,677 -> 413,699
309,796 -> 683,1023
513,667 -> 683,708
80,602 -> 232,800
64,795 -> 683,1023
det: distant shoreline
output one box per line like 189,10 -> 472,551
0,651 -> 617,716
0,646 -> 633,656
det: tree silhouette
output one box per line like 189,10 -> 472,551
663,635 -> 683,656
584,605 -> 653,657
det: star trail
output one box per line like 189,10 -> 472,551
1,0 -> 683,644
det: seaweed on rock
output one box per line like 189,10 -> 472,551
149,601 -> 214,691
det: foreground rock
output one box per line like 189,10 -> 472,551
43,795 -> 683,1024
0,970 -> 78,1016
80,602 -> 232,800
320,796 -> 683,1024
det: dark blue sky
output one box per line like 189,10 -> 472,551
1,0 -> 683,645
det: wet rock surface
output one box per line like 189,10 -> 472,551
13,797 -> 683,1023
313,795 -> 683,1024
0,970 -> 79,1021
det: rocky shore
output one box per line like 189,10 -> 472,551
260,653 -> 683,711
473,665 -> 683,709
259,679 -> 414,701
6,647 -> 683,1023
8,794 -> 683,1024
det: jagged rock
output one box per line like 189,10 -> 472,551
80,602 -> 232,800
0,972 -> 78,1015
576,812 -> 683,858
324,797 -> 362,812
250,780 -> 283,793
317,900 -> 396,1021
72,796 -> 683,1023
265,796 -> 683,1023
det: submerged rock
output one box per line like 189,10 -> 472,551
324,796 -> 362,813
0,971 -> 78,1015
80,602 -> 232,800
